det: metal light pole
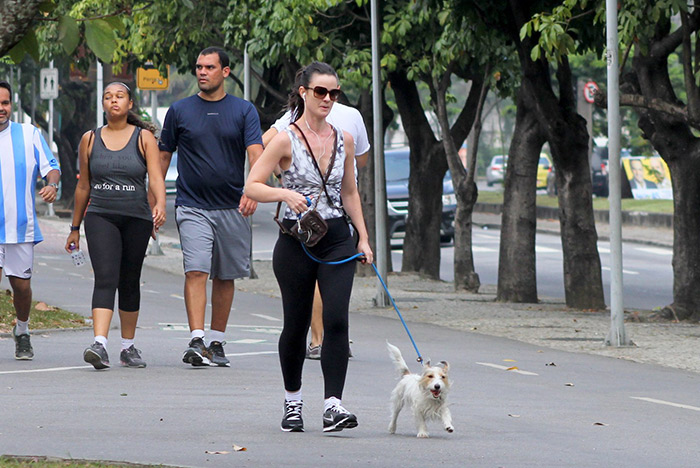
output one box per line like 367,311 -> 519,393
371,0 -> 389,307
604,0 -> 632,347
96,61 -> 103,128
244,42 -> 257,279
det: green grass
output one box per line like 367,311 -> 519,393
0,289 -> 88,334
476,190 -> 674,214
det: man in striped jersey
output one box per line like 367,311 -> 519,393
0,81 -> 61,360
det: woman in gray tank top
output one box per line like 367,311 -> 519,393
65,82 -> 166,370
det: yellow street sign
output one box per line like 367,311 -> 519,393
137,65 -> 169,90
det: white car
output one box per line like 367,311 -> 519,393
486,155 -> 507,186
165,152 -> 178,195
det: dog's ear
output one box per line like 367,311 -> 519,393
423,359 -> 431,367
438,361 -> 449,372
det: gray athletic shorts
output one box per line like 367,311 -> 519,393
175,206 -> 251,280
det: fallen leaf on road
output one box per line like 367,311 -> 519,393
120,393 -> 127,396
205,451 -> 230,455
593,422 -> 609,426
34,302 -> 55,311
564,383 -> 574,387
506,366 -> 519,371
232,444 -> 247,452
546,362 -> 556,366
508,414 -> 520,418
503,359 -> 516,362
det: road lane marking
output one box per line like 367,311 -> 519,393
225,351 -> 278,357
475,362 -> 539,376
472,246 -> 498,252
143,289 -> 159,294
0,365 -> 91,375
598,247 -> 611,253
630,397 -> 700,412
250,313 -> 281,322
252,249 -> 274,254
229,339 -> 266,344
635,247 -> 672,256
170,294 -> 184,300
535,246 -> 560,253
601,266 -> 639,275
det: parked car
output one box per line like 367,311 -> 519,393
591,146 -> 609,197
165,151 -> 178,195
536,154 -> 552,189
385,148 -> 456,245
486,155 -> 507,186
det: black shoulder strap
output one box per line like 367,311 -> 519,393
290,122 -> 336,206
137,127 -> 146,159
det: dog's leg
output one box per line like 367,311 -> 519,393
388,394 -> 403,434
441,407 -> 454,433
415,414 -> 429,438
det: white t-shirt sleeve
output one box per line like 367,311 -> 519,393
271,110 -> 293,132
351,109 -> 370,157
33,127 -> 60,177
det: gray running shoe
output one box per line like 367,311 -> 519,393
306,344 -> 321,360
84,342 -> 110,369
120,345 -> 147,368
207,341 -> 230,367
323,403 -> 358,432
13,326 -> 33,360
182,337 -> 212,366
281,400 -> 304,432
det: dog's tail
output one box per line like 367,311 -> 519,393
386,342 -> 410,376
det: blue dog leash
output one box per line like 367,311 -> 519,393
299,241 -> 424,365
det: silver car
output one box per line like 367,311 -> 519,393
486,155 -> 507,186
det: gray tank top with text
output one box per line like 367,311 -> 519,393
87,126 -> 152,221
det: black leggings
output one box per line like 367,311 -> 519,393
273,217 -> 357,399
84,212 -> 153,312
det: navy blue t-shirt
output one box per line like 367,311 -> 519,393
159,94 -> 262,209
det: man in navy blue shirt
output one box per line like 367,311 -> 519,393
159,47 -> 263,367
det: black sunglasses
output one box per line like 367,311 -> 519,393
308,86 -> 342,101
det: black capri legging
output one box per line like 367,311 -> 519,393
273,217 -> 357,399
84,212 -> 153,312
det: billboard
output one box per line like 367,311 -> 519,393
622,156 -> 672,200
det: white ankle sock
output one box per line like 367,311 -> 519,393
94,335 -> 108,346
121,338 -> 134,351
324,397 -> 341,412
208,330 -> 225,343
285,390 -> 302,402
191,329 -> 205,341
14,320 -> 29,335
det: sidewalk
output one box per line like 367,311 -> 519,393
36,212 -> 699,375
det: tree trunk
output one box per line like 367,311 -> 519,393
497,90 -> 544,302
357,89 -> 394,276
628,38 -> 700,321
0,0 -> 42,57
388,69 -> 445,279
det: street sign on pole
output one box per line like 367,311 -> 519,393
40,68 -> 59,100
583,81 -> 599,104
137,65 -> 169,91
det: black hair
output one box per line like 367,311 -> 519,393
0,80 -> 11,96
199,46 -> 230,69
103,81 -> 156,133
287,62 -> 339,122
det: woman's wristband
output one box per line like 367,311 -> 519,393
69,224 -> 80,232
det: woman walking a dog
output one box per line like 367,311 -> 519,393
245,62 -> 372,433
65,82 -> 166,369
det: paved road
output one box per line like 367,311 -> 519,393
1,245 -> 699,466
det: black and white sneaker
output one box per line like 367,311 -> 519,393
281,400 -> 304,432
207,341 -> 230,367
120,345 -> 147,368
322,403 -> 358,432
84,342 -> 110,369
13,326 -> 33,360
182,337 -> 212,366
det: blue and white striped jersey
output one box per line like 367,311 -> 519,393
0,121 -> 61,244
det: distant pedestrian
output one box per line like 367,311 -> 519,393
246,62 -> 373,433
262,93 -> 370,361
65,82 -> 166,369
0,80 -> 61,360
159,47 -> 263,367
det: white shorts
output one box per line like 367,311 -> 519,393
0,243 -> 35,279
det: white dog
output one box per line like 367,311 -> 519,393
387,342 -> 454,438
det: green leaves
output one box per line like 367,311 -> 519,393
58,16 -> 79,55
7,29 -> 40,63
84,19 -> 116,63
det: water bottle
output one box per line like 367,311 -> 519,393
69,243 -> 86,267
